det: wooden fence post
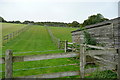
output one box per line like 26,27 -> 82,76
7,35 -> 9,43
80,44 -> 86,78
64,40 -> 68,52
5,50 -> 13,78
84,44 -> 86,66
58,39 -> 60,49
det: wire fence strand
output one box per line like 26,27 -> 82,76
45,26 -> 60,48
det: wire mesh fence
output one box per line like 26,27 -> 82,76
45,26 -> 61,48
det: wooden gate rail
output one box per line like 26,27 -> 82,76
1,44 -> 119,78
80,44 -> 119,78
0,52 -> 79,64
2,50 -> 79,78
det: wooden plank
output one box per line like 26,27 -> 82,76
67,47 -> 72,50
1,51 -> 78,64
64,40 -> 68,52
17,71 -> 79,78
93,56 -> 118,65
80,44 -> 86,78
68,42 -> 74,45
81,44 -> 114,50
13,52 -> 79,62
5,50 -> 13,78
86,49 -> 117,56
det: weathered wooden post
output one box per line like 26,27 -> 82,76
5,50 -> 13,78
80,44 -> 86,78
64,40 -> 68,52
58,39 -> 60,49
7,35 -> 9,43
84,44 -> 86,66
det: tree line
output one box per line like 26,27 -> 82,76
0,13 -> 109,28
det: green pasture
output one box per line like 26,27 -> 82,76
1,23 -> 117,78
50,27 -> 77,42
1,24 -> 80,78
3,25 -> 58,54
2,23 -> 27,37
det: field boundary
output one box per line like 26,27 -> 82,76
2,43 -> 118,78
2,24 -> 31,44
80,44 -> 118,78
45,26 -> 60,48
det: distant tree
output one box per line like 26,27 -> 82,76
23,20 -> 34,24
0,16 -> 6,22
14,21 -> 21,24
82,13 -> 109,27
79,23 -> 83,27
23,21 -> 30,24
7,21 -> 14,23
34,22 -> 68,27
68,21 -> 80,27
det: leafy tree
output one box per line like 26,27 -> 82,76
0,16 -> 6,22
34,22 -> 68,27
14,21 -> 21,24
68,21 -> 80,27
23,20 -> 34,24
82,13 -> 109,27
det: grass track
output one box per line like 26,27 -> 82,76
3,25 -> 58,54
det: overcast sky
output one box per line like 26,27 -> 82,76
0,0 -> 119,23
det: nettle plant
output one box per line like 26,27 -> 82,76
83,31 -> 97,45
80,27 -> 97,50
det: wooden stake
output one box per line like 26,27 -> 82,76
5,50 -> 13,78
80,44 -> 86,78
64,40 -> 68,52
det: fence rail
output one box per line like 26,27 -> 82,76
80,44 -> 119,78
0,52 -> 78,64
81,44 -> 115,50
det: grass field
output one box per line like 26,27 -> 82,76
50,27 -> 77,42
1,23 -> 117,78
2,23 -> 27,36
1,24 -> 80,78
1,23 -> 27,54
